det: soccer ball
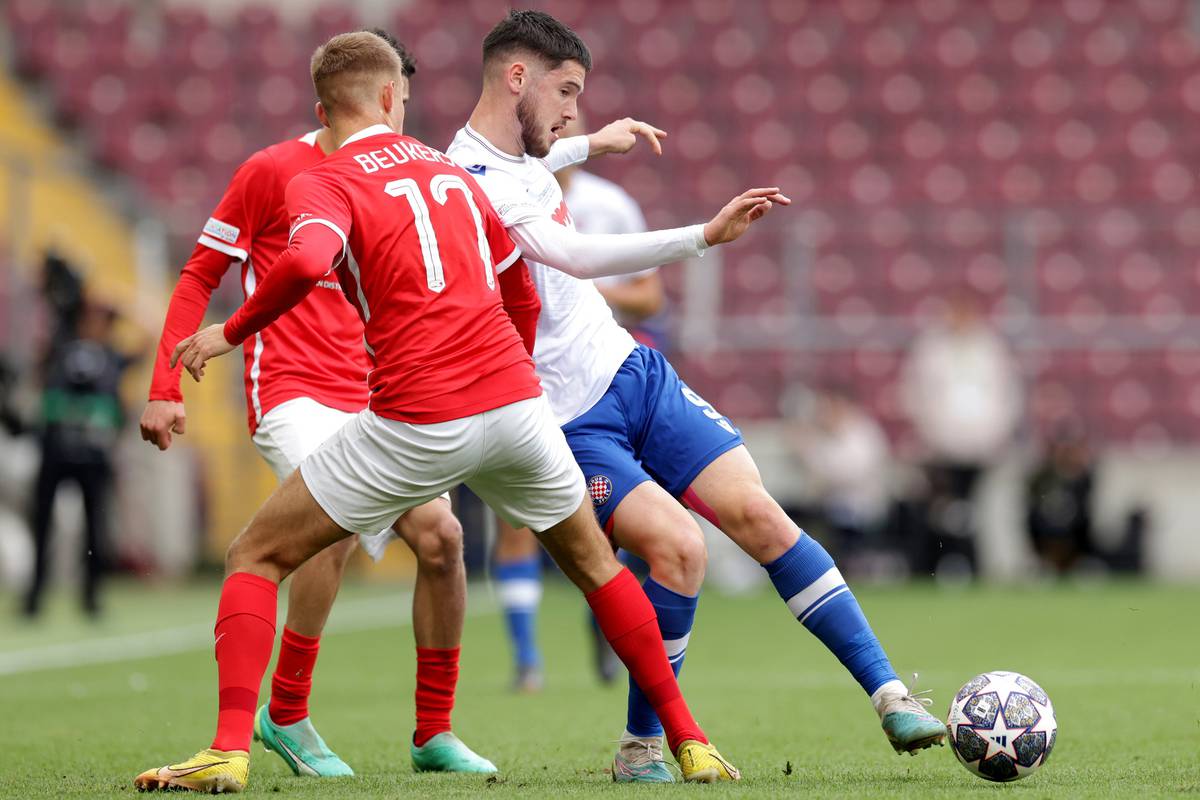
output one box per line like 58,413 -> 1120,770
947,671 -> 1057,782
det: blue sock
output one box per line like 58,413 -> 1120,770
495,555 -> 541,669
764,533 -> 898,696
625,578 -> 698,738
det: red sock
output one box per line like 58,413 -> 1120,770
211,572 -> 277,753
269,628 -> 321,726
586,568 -> 707,752
414,646 -> 460,746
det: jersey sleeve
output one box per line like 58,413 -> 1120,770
283,170 -> 351,269
147,242 -> 234,402
542,135 -> 589,173
602,186 -> 655,285
222,222 -> 346,346
197,149 -> 276,261
222,171 -> 351,346
506,216 -> 707,279
498,259 -> 540,355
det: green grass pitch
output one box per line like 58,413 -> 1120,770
1,578 -> 1197,798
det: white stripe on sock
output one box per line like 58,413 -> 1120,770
663,633 -> 691,659
798,585 -> 851,624
497,578 -> 542,610
784,566 -> 846,619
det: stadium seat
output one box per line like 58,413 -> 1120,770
8,0 -> 1197,440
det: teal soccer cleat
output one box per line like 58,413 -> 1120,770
253,704 -> 354,777
411,732 -> 498,773
877,679 -> 947,754
611,734 -> 676,783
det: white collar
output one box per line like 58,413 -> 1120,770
340,124 -> 393,149
463,122 -> 526,163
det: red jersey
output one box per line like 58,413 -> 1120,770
148,131 -> 369,434
224,126 -> 541,425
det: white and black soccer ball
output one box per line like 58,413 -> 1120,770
947,671 -> 1057,782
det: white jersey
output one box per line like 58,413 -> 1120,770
448,125 -> 637,425
564,169 -> 654,292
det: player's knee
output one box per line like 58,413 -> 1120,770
644,525 -> 707,593
225,528 -> 284,579
728,489 -> 792,549
414,513 -> 463,576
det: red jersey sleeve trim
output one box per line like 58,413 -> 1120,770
494,244 -> 522,273
197,233 -> 248,261
289,218 -> 347,271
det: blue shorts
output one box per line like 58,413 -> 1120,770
562,345 -> 743,529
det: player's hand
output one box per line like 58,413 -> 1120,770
587,118 -> 668,157
140,400 -> 186,451
703,187 -> 792,246
170,324 -> 235,383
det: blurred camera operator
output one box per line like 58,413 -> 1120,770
23,252 -> 141,618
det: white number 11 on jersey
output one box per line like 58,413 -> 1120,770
384,175 -> 496,293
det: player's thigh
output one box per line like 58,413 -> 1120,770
636,352 -> 745,499
467,396 -> 586,535
252,397 -> 356,481
302,409 -> 477,537
228,468 -> 350,579
609,480 -> 707,592
686,444 -> 798,563
562,421 -> 653,534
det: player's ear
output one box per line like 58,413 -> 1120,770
315,101 -> 330,129
381,80 -> 395,115
507,62 -> 527,94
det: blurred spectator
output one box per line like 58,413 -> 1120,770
901,294 -> 1021,578
1025,425 -> 1097,575
791,387 -> 891,556
555,120 -> 669,353
23,255 -> 140,618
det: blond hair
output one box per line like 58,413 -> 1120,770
310,31 -> 404,115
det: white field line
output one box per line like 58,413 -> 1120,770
720,668 -> 1200,691
0,592 -> 495,677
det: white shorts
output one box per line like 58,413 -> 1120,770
251,397 -> 447,559
300,395 -> 586,536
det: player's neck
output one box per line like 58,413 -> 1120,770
467,99 -> 525,158
330,115 -> 393,149
315,127 -> 336,155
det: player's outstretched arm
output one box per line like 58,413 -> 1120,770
504,187 -> 789,281
171,224 -> 345,382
